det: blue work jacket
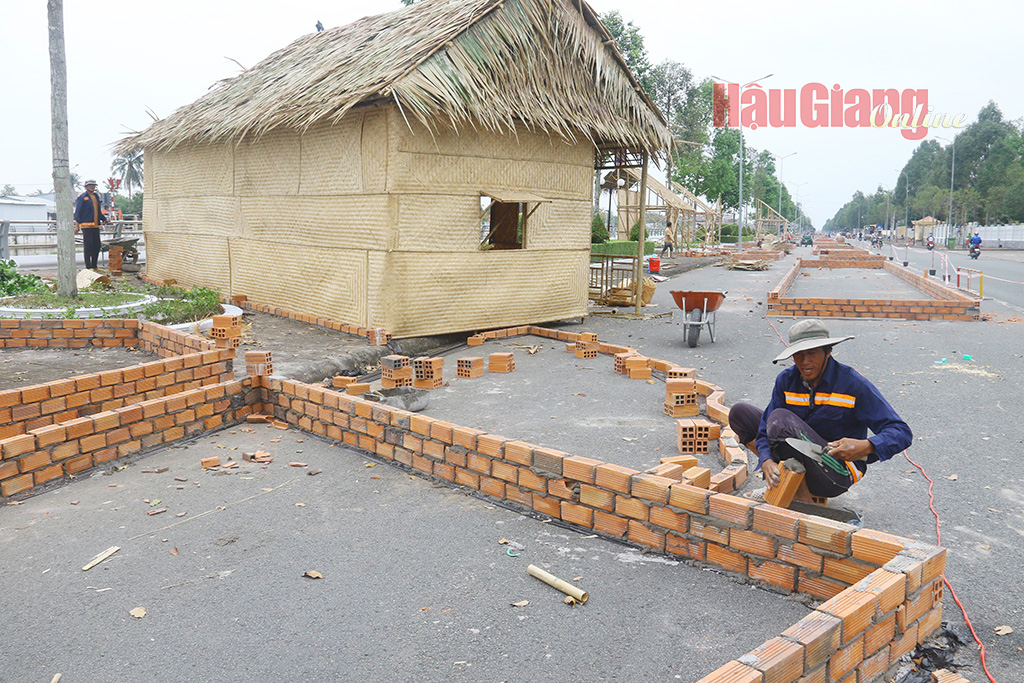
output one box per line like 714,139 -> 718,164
754,357 -> 912,470
74,191 -> 106,226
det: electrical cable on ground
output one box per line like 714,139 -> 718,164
902,450 -> 998,683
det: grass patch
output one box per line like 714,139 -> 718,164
141,286 -> 223,325
2,289 -> 145,310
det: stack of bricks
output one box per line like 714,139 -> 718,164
613,351 -> 637,374
244,351 -> 273,376
367,328 -> 392,346
107,245 -> 123,274
675,418 -> 722,454
467,334 -> 485,347
210,315 -> 241,349
574,340 -> 599,360
332,376 -> 353,389
413,357 -> 444,389
666,365 -> 696,380
381,355 -> 413,389
665,378 -> 698,417
456,357 -> 484,379
625,355 -> 651,379
488,352 -> 515,373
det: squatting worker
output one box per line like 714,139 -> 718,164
728,319 -> 912,502
74,179 -> 107,270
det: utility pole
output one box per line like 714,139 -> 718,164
48,0 -> 77,297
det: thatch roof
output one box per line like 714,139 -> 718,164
117,0 -> 669,156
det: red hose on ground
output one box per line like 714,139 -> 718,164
902,450 -> 998,683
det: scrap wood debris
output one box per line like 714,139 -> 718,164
725,258 -> 771,271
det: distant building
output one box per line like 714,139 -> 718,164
0,196 -> 50,223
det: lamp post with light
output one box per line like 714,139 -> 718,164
711,73 -> 773,252
776,152 -> 796,228
934,135 -> 956,247
896,168 -> 910,265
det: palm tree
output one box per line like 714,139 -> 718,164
111,150 -> 144,197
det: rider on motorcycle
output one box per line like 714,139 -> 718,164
968,232 -> 982,258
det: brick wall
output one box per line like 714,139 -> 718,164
0,349 -> 235,442
767,263 -> 980,321
138,320 -> 217,356
0,378 -> 259,497
0,318 -> 140,349
261,373 -> 946,683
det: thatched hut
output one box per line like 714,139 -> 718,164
118,0 -> 669,338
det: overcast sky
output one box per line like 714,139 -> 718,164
3,0 -> 1022,228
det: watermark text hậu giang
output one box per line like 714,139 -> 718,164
713,82 -> 967,140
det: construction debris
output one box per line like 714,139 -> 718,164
725,258 -> 771,271
82,546 -> 120,571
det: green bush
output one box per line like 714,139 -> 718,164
0,259 -> 45,297
142,285 -> 223,325
591,214 -> 609,244
591,240 -> 658,256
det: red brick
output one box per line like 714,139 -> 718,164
627,520 -> 664,550
797,571 -> 847,601
517,468 -> 547,492
65,454 -> 94,474
579,484 -> 614,511
854,569 -> 906,614
828,636 -> 864,680
648,504 -> 688,534
851,528 -> 906,565
709,494 -> 757,527
668,482 -> 712,513
18,450 -> 51,472
799,517 -> 855,554
665,534 -> 705,560
593,510 -> 628,537
503,441 -> 533,466
1,473 -> 33,496
706,543 -> 748,575
476,434 -> 507,457
532,495 -> 560,519
630,474 -> 672,503
823,556 -> 875,585
777,542 -> 823,572
560,501 -> 593,528
730,529 -> 776,558
818,589 -> 877,643
2,434 -> 36,459
864,614 -> 895,656
781,610 -> 841,671
562,456 -> 603,483
741,636 -> 803,683
694,661 -> 762,683
615,495 -> 648,521
690,518 -> 730,545
479,475 -> 505,499
595,463 -> 639,494
753,505 -> 805,540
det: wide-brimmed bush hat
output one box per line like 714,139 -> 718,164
772,319 -> 854,364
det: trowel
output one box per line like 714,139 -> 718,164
783,437 -> 850,475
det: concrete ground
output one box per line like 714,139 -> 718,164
3,245 -> 1021,682
786,268 -> 936,300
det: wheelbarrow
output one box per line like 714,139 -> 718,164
102,237 -> 140,264
670,290 -> 727,347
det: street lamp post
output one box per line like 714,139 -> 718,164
711,73 -> 773,253
934,136 -> 956,247
792,181 -> 807,232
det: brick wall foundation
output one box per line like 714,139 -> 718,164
0,321 -> 950,683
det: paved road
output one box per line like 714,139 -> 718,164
858,240 -> 1024,314
2,248 -> 1021,682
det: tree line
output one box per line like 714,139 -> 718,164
601,11 -> 810,231
824,101 -> 1024,233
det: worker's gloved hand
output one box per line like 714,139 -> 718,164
826,437 -> 874,461
762,459 -> 781,488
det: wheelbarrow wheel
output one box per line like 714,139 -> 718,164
686,308 -> 702,347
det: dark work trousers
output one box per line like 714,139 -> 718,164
728,402 -> 859,497
82,227 -> 101,269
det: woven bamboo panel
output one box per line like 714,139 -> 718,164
228,239 -> 367,325
298,117 -> 363,195
396,115 -> 590,167
369,250 -> 588,338
237,196 -> 391,249
146,197 -> 242,238
144,232 -> 232,293
393,195 -> 590,252
234,129 -> 301,197
361,109 -> 388,194
391,151 -> 590,198
149,144 -> 233,197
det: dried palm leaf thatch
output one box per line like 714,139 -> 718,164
116,0 -> 669,156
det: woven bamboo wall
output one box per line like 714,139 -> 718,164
229,239 -> 368,324
143,103 -> 594,337
372,250 -> 588,337
235,129 -> 301,197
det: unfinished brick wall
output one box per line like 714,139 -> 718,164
767,262 -> 980,321
0,349 -> 235,441
0,378 -> 258,497
0,319 -> 949,683
138,320 -> 217,356
259,372 -> 945,683
800,255 -> 885,269
0,319 -> 141,349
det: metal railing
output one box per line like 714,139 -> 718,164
0,220 -> 144,260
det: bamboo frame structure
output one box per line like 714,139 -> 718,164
754,198 -> 790,241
